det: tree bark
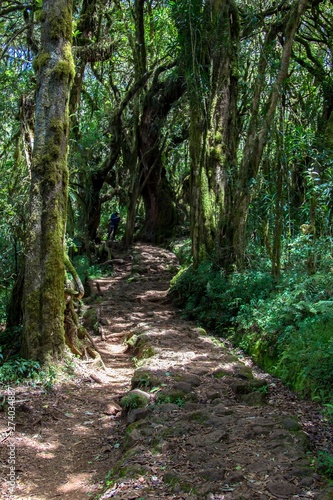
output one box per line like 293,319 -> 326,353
21,0 -> 74,363
183,0 -> 239,267
229,0 -> 310,269
139,71 -> 184,242
272,107 -> 285,279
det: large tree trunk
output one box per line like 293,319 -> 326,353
189,105 -> 209,266
139,72 -> 184,242
21,0 -> 74,363
227,0 -> 310,269
184,0 -> 240,267
272,108 -> 285,279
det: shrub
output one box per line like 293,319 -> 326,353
170,262 -> 274,329
317,450 -> 333,478
274,304 -> 333,400
0,357 -> 40,383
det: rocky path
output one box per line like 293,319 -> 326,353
1,243 -> 332,499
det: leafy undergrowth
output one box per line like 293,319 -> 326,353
0,328 -> 79,392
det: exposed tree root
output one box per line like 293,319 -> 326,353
64,253 -> 104,362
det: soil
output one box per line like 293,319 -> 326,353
1,243 -> 333,500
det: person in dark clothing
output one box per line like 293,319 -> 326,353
107,211 -> 121,240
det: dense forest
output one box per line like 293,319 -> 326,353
1,0 -> 333,410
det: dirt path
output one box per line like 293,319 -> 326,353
1,243 -> 333,499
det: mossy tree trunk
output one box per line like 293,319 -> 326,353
177,0 -> 239,267
182,0 -> 309,270
21,0 -> 74,363
204,0 -> 239,269
139,72 -> 184,243
131,0 -> 185,244
272,107 -> 285,279
228,0 -> 310,269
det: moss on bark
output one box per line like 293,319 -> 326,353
22,0 -> 74,364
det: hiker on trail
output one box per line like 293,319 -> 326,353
107,211 -> 121,240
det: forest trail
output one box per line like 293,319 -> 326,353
1,243 -> 333,500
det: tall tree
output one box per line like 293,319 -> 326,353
139,67 -> 185,242
229,0 -> 311,269
21,0 -> 74,363
174,0 -> 314,269
173,0 -> 239,267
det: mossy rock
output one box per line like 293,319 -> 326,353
127,407 -> 149,424
281,416 -> 301,431
185,410 -> 209,424
213,368 -> 230,379
175,373 -> 201,387
112,463 -> 150,481
173,382 -> 192,393
163,469 -> 199,493
234,364 -> 254,380
121,389 -> 150,410
121,445 -> 143,462
123,418 -> 156,450
156,388 -> 195,407
238,391 -> 267,406
128,333 -> 155,359
249,379 -> 268,390
123,428 -> 144,450
151,402 -> 180,413
151,437 -> 169,454
125,420 -> 142,435
162,423 -> 190,438
131,368 -> 163,389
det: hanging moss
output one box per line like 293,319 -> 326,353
52,51 -> 75,84
37,130 -> 69,174
62,42 -> 75,78
33,51 -> 51,72
231,58 -> 239,78
46,143 -> 61,161
201,167 -> 215,253
210,144 -> 224,163
198,243 -> 207,263
201,163 -> 210,209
